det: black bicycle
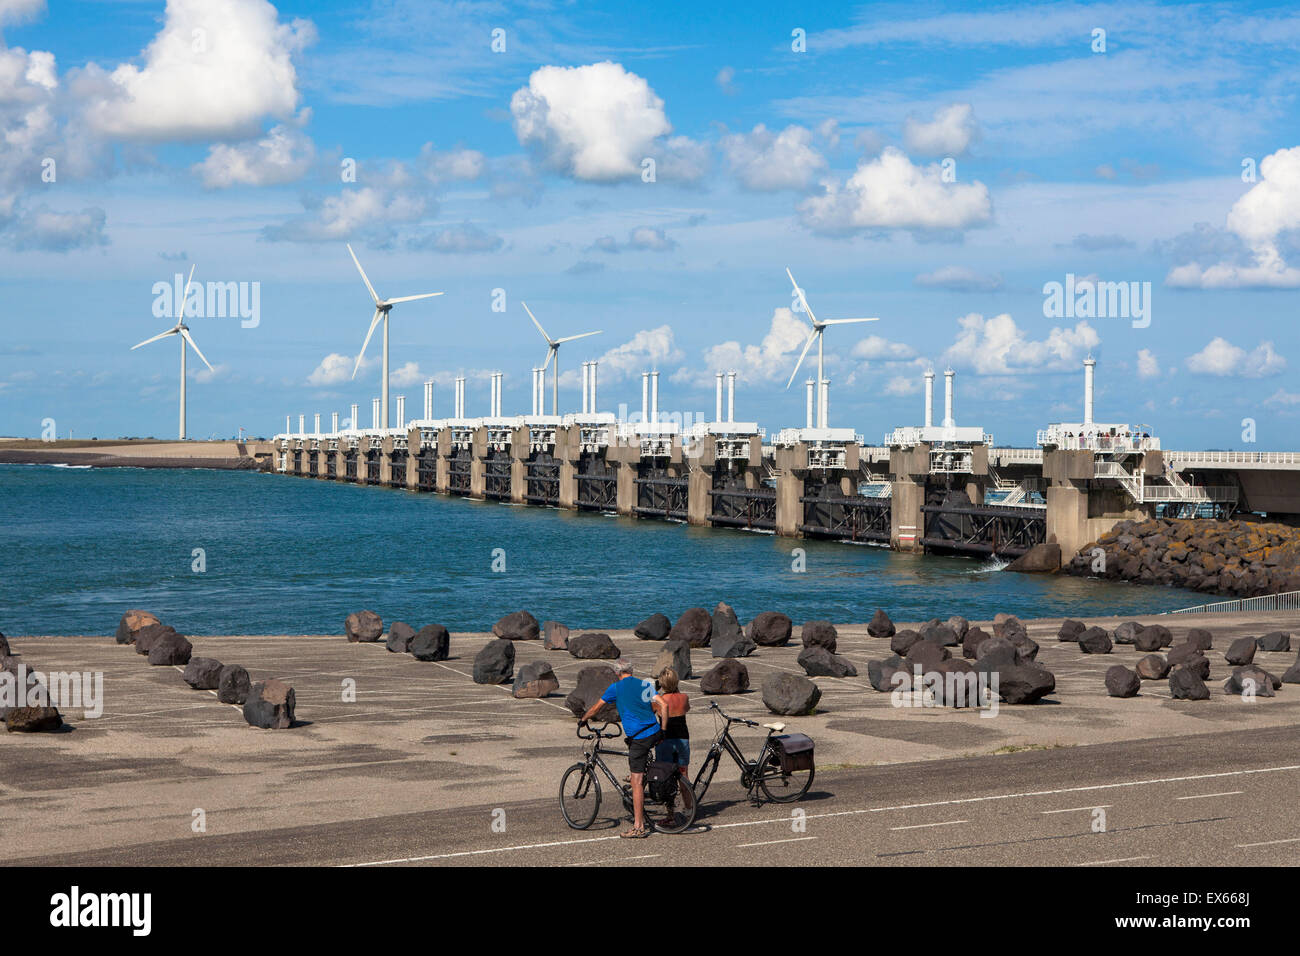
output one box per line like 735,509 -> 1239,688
691,702 -> 815,805
559,721 -> 698,834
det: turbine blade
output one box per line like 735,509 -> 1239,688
785,329 -> 818,389
821,317 -> 879,325
554,330 -> 602,344
383,292 -> 443,305
177,263 -> 196,320
352,308 -> 382,379
542,346 -> 555,371
521,301 -> 553,344
130,328 -> 178,350
180,328 -> 215,371
786,267 -> 817,326
348,244 -> 381,305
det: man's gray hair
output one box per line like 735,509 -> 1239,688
616,659 -> 634,675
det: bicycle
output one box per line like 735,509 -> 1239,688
691,702 -> 815,805
559,721 -> 698,834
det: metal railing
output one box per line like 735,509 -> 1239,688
1164,450 -> 1300,467
1164,590 -> 1300,615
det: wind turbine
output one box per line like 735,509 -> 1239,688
521,302 -> 602,415
130,264 -> 214,440
784,267 -> 878,427
347,243 -> 442,430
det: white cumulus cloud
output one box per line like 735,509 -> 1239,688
193,119 -> 314,188
720,124 -> 826,191
1136,348 -> 1161,378
903,103 -> 978,157
799,147 -> 992,235
1186,337 -> 1286,377
942,312 -> 1099,374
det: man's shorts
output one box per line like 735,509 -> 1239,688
655,737 -> 690,768
626,731 -> 664,774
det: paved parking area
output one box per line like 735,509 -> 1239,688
4,610 -> 1298,862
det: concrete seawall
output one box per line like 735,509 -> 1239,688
0,439 -> 273,471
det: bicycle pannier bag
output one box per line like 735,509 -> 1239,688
646,761 -> 679,802
773,734 -> 814,773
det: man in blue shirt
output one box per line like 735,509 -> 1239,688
580,660 -> 663,838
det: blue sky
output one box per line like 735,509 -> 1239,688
1,0 -> 1298,447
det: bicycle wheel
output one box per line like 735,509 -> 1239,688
692,751 -> 721,802
652,775 -> 698,834
559,762 -> 602,829
757,750 -> 814,803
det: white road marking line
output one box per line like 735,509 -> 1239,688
890,820 -> 966,831
1234,837 -> 1300,848
1176,791 -> 1243,801
341,763 -> 1300,866
1077,855 -> 1151,866
1041,805 -> 1112,814
735,836 -> 818,848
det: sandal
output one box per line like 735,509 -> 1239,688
620,826 -> 650,839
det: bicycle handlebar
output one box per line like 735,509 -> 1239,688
576,719 -> 623,740
708,701 -> 759,728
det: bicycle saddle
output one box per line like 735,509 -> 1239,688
763,722 -> 786,732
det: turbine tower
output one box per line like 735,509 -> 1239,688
521,301 -> 601,415
347,243 -> 442,429
783,267 -> 878,427
130,264 -> 215,440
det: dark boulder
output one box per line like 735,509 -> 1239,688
1169,667 -> 1210,700
492,610 -> 540,641
669,608 -> 712,647
634,613 -> 671,641
1057,619 -> 1086,642
182,657 -> 223,690
867,609 -> 895,638
1113,621 -> 1145,645
345,610 -> 383,643
564,665 -> 619,721
711,602 -> 744,651
1257,632 -> 1291,653
543,621 -> 570,650
115,609 -> 160,645
1006,541 -> 1062,573
1134,628 -> 1166,653
148,630 -> 193,666
569,632 -> 620,660
906,639 -> 950,673
1077,627 -> 1113,654
134,623 -> 177,656
867,659 -> 909,692
654,639 -> 694,681
1135,654 -> 1169,680
1185,628 -> 1214,651
1280,660 -> 1300,685
962,627 -> 992,660
1225,636 -> 1257,666
797,646 -> 858,678
994,664 -> 1056,704
0,632 -> 7,657
4,706 -> 62,733
891,630 -> 922,656
993,614 -> 1027,641
946,616 -> 970,641
747,611 -> 793,647
935,658 -> 982,708
1174,654 -> 1210,681
1166,643 -> 1204,669
217,665 -> 251,705
1224,665 -> 1278,697
1105,665 -> 1141,698
1141,624 -> 1173,650
473,639 -> 515,684
761,673 -> 821,716
385,622 -> 416,653
410,625 -> 450,661
712,629 -> 757,658
512,661 -> 560,699
700,660 -> 749,695
800,620 -> 838,652
919,620 -> 960,647
243,679 -> 296,729
975,636 -> 1020,669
